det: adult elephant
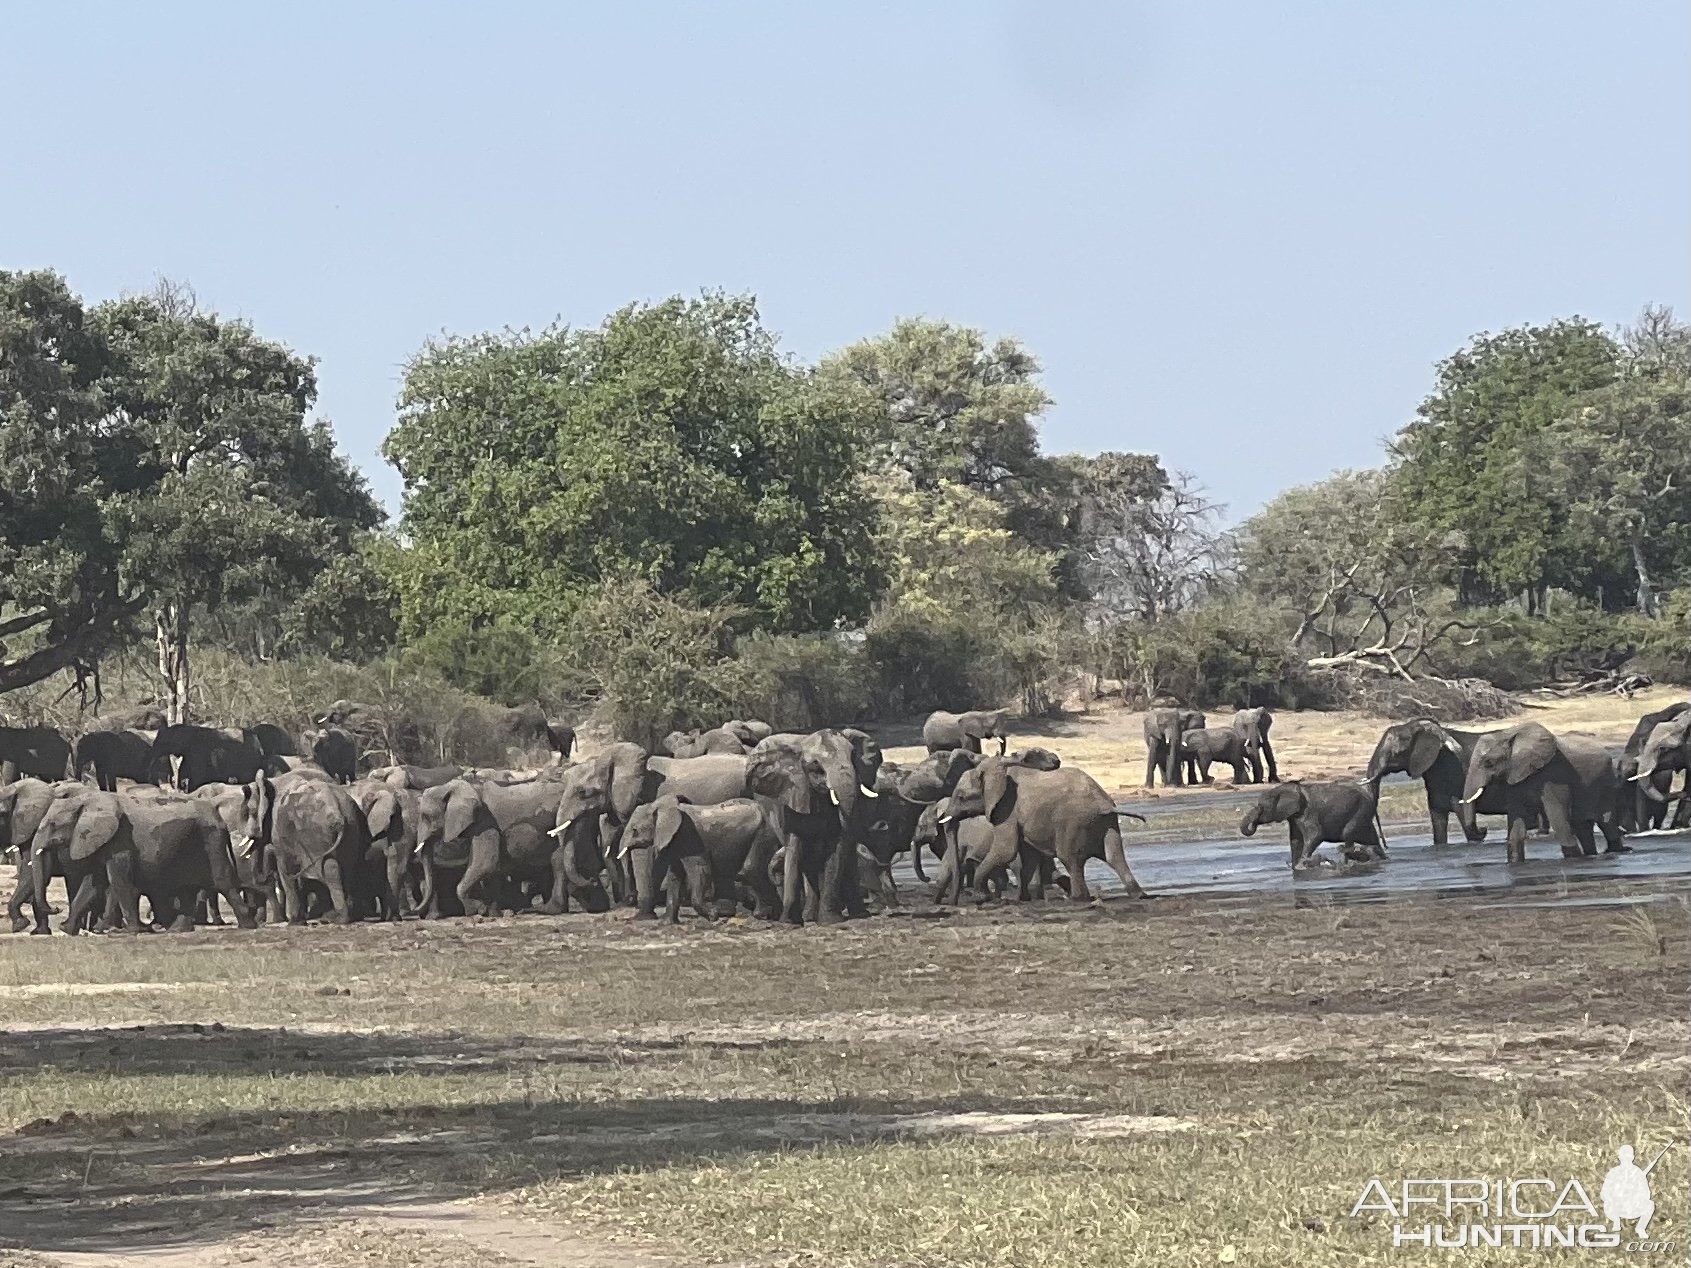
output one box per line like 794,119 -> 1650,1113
746,729 -> 882,925
0,726 -> 71,783
419,777 -> 607,917
861,750 -> 979,884
935,754 -> 1146,904
1240,781 -> 1385,869
1631,714 -> 1691,829
1143,704 -> 1204,787
307,727 -> 359,784
350,779 -> 422,920
545,723 -> 576,762
2,779 -> 66,931
312,699 -> 423,768
1365,719 -> 1501,846
1229,707 -> 1278,783
553,746 -> 752,915
74,729 -> 155,791
1461,722 -> 1626,862
242,723 -> 298,760
922,710 -> 1009,756
29,786 -> 256,934
246,774 -> 376,924
148,725 -> 269,791
723,719 -> 773,747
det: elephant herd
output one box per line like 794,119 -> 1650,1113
5,696 -> 1685,934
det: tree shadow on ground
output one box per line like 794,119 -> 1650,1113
0,1023 -> 1074,1257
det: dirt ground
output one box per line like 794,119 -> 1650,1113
1,691 -> 1687,1267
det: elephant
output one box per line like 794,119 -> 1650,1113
147,725 -> 270,791
1179,727 -> 1249,784
1615,755 -> 1674,833
0,726 -> 72,783
746,729 -> 882,924
545,723 -> 576,762
245,773 -> 377,923
1229,707 -> 1278,783
1630,714 -> 1691,830
311,699 -> 423,767
242,723 -> 298,759
29,786 -> 256,934
1364,719 -> 1506,846
663,727 -> 749,758
723,719 -> 773,747
419,777 -> 607,917
619,795 -> 779,922
378,764 -> 463,791
1461,723 -> 1626,863
922,710 -> 1010,756
1240,781 -> 1385,869
307,726 -> 359,784
2,779 -> 68,930
74,729 -> 155,791
554,746 -> 753,915
867,750 -> 980,883
1143,703 -> 1206,787
935,755 -> 1146,904
350,779 -> 422,920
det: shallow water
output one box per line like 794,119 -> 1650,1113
894,823 -> 1691,910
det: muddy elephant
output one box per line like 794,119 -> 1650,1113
663,727 -> 749,758
936,755 -> 1145,904
1462,723 -> 1626,863
74,729 -> 155,791
922,710 -> 1009,756
620,795 -> 779,922
245,773 -> 377,923
1365,719 -> 1505,846
1240,780 -> 1385,869
29,786 -> 255,934
1179,727 -> 1248,784
746,729 -> 882,924
350,779 -> 422,920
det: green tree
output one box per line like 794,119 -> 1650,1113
384,294 -> 883,638
280,536 -> 402,660
1389,318 -> 1620,608
0,271 -> 381,713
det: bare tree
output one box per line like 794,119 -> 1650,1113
1076,469 -> 1226,623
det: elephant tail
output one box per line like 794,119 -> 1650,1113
1115,810 -> 1148,825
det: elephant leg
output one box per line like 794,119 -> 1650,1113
973,830 -> 1023,903
1057,841 -> 1092,901
836,838 -> 869,920
538,844 -> 572,916
277,867 -> 305,924
1102,824 -> 1145,898
206,845 -> 257,930
1144,742 -> 1160,789
1430,800 -> 1450,847
1600,815 -> 1629,853
682,855 -> 714,921
455,838 -> 501,917
104,854 -> 143,935
1503,811 -> 1529,864
780,835 -> 806,925
1287,823 -> 1308,869
200,891 -> 224,926
320,858 -> 352,924
1573,820 -> 1597,857
1260,736 -> 1280,782
1540,789 -> 1580,859
1672,793 -> 1691,831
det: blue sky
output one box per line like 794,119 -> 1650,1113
6,1 -> 1686,522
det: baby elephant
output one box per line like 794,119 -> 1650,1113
1180,728 -> 1250,784
621,795 -> 779,922
1240,780 -> 1386,869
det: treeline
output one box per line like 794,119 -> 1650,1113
2,271 -> 1685,741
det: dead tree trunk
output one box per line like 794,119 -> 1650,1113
155,601 -> 191,726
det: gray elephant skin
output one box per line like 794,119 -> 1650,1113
351,779 -> 422,919
1240,780 -> 1385,868
247,774 -> 378,923
0,726 -> 71,783
307,726 -> 359,784
936,754 -> 1145,904
1629,710 -> 1691,830
1143,705 -> 1204,786
663,727 -> 749,758
1461,722 -> 1625,862
1365,719 -> 1503,846
870,749 -> 979,884
746,729 -> 882,924
620,795 -> 779,922
148,724 -> 270,791
416,776 -> 603,917
922,710 -> 1009,756
3,779 -> 68,930
1180,727 -> 1249,783
74,729 -> 156,791
1229,707 -> 1278,783
28,786 -> 256,934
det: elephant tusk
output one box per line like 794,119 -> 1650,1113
937,814 -> 953,823
1629,772 -> 1650,782
1459,790 -> 1484,805
859,784 -> 878,798
829,788 -> 840,805
617,839 -> 632,859
548,819 -> 573,838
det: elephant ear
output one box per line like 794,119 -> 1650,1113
443,781 -> 480,842
604,744 -> 651,824
1406,726 -> 1449,779
653,797 -> 686,859
981,760 -> 1017,824
1505,727 -> 1557,785
69,793 -> 123,861
365,789 -> 397,840
748,746 -> 813,816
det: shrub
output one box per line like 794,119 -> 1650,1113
1099,604 -> 1308,710
718,632 -> 872,732
401,617 -> 561,708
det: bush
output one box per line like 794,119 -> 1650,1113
718,632 -> 872,732
1098,604 -> 1310,710
402,617 -> 562,708
862,609 -> 995,715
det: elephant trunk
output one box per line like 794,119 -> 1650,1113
1239,809 -> 1260,837
560,819 -> 600,894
